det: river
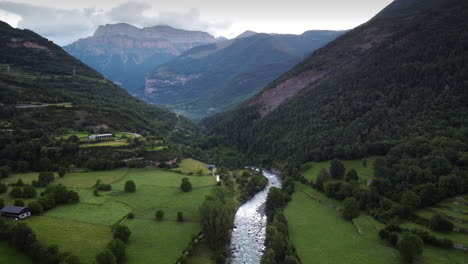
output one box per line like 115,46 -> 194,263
229,170 -> 282,264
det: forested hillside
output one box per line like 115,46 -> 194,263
203,0 -> 468,175
0,21 -> 198,171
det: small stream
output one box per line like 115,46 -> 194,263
229,170 -> 282,264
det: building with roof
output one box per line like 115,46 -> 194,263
1,205 -> 31,220
88,133 -> 113,140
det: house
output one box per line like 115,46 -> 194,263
89,133 -> 113,140
1,205 -> 32,220
367,179 -> 375,187
204,164 -> 216,170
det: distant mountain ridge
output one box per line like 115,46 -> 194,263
64,23 -> 216,93
144,30 -> 345,119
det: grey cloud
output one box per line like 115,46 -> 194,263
0,1 -> 232,45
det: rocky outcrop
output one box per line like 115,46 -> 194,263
64,23 -> 216,93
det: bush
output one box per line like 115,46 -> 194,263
13,200 -> 24,207
0,183 -> 7,194
124,180 -> 136,193
177,212 -> 184,222
330,159 -> 345,179
127,212 -> 134,219
58,167 -> 67,178
0,166 -> 11,178
113,225 -> 131,243
156,210 -> 164,221
22,185 -> 37,198
397,232 -> 423,263
430,215 -> 454,231
36,171 -> 55,187
107,239 -> 126,263
342,197 -> 359,220
27,201 -> 44,215
9,187 -> 22,198
0,199 -> 3,209
95,249 -> 116,264
180,178 -> 192,192
345,169 -> 359,182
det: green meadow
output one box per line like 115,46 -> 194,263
1,161 -> 216,264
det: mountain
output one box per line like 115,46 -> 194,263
64,23 -> 216,94
202,0 -> 468,166
235,30 -> 258,39
0,20 -> 194,138
144,30 -> 344,119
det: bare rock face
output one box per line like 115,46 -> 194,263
64,23 -> 216,93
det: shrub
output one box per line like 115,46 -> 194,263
0,199 -> 3,209
397,232 -> 423,263
124,180 -> 136,193
430,215 -> 454,231
36,171 -> 55,187
113,225 -> 131,243
156,210 -> 164,221
0,183 -> 7,194
342,197 -> 360,220
177,212 -> 184,222
127,212 -> 134,219
27,201 -> 44,215
345,169 -> 359,182
58,167 -> 66,178
107,239 -> 126,263
95,249 -> 116,264
180,178 -> 192,192
330,159 -> 345,179
22,185 -> 37,198
9,187 -> 23,198
13,200 -> 24,207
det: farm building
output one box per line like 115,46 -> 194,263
89,133 -> 113,140
1,205 -> 32,220
204,164 -> 216,170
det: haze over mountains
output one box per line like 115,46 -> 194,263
144,30 -> 344,119
65,24 -> 343,119
64,23 -> 217,94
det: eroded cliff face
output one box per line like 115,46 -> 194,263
64,23 -> 216,92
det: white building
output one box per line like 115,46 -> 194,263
89,133 -> 113,140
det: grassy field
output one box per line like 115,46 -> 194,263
302,158 -> 376,185
25,216 -> 112,263
0,242 -> 32,264
172,158 -> 211,175
186,243 -> 215,264
5,167 -> 216,263
123,219 -> 202,264
287,182 -> 468,264
80,140 -> 129,148
285,184 -> 399,264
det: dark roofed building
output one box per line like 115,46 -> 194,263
1,205 -> 31,220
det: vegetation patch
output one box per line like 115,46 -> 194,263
171,158 -> 211,174
0,242 -> 32,264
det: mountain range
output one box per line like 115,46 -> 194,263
203,0 -> 468,165
64,23 -> 217,94
144,30 -> 344,119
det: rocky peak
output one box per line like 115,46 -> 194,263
235,30 -> 258,39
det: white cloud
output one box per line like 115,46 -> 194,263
0,1 -> 232,45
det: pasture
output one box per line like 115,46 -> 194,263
172,158 -> 211,175
302,158 -> 376,185
2,165 -> 216,264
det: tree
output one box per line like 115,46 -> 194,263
342,197 -> 359,220
10,187 -> 23,198
113,225 -> 131,243
0,183 -> 7,194
95,249 -> 116,264
180,177 -> 192,192
124,180 -> 136,193
330,159 -> 345,179
430,215 -> 454,231
156,210 -> 164,221
58,167 -> 67,178
14,200 -> 24,207
397,232 -> 423,263
27,201 -> 44,215
345,169 -> 359,182
107,239 -> 126,263
261,249 -> 277,264
177,212 -> 184,222
400,190 -> 421,211
22,185 -> 37,198
265,187 -> 287,219
316,169 -> 330,191
37,171 -> 55,187
374,158 -> 388,178
199,193 -> 235,250
0,199 -> 3,209
0,166 -> 11,178
61,254 -> 81,264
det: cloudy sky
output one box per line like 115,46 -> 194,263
0,0 -> 393,45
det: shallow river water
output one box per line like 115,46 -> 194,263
229,170 -> 282,264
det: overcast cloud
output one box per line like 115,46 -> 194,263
0,0 -> 393,46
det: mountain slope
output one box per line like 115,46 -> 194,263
144,30 -> 344,119
0,21 -> 192,137
64,23 -> 216,94
203,0 -> 468,165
